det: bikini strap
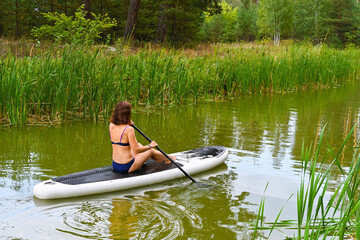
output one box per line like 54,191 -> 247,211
119,125 -> 130,143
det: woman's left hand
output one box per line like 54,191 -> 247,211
129,120 -> 134,125
150,141 -> 158,148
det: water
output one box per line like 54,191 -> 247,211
1,82 -> 360,239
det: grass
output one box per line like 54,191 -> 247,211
252,125 -> 360,239
0,41 -> 360,125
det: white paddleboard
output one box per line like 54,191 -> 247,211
33,146 -> 228,199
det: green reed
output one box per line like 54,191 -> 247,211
252,125 -> 360,239
0,43 -> 359,125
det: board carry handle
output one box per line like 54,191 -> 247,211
131,124 -> 198,184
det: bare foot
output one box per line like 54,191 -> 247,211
166,155 -> 176,164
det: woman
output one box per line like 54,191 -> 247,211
109,101 -> 175,173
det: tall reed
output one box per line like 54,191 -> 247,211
252,125 -> 360,239
0,43 -> 359,125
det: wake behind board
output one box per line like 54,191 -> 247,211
33,146 -> 228,199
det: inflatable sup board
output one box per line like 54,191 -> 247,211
33,146 -> 228,199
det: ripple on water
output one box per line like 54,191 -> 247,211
1,164 -> 230,240
3,191 -> 204,240
59,201 -> 113,239
109,193 -> 203,240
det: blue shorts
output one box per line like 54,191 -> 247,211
112,159 -> 135,172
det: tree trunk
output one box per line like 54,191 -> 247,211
64,0 -> 68,15
82,0 -> 91,19
124,0 -> 141,40
0,11 -> 2,36
15,0 -> 20,38
156,2 -> 167,43
314,0 -> 319,44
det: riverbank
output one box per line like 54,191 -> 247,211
1,42 -> 359,125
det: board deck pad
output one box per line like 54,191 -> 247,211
51,146 -> 225,185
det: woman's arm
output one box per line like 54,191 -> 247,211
127,127 -> 157,154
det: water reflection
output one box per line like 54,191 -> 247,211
3,165 -> 255,239
1,82 -> 360,239
109,199 -> 137,239
106,169 -> 256,239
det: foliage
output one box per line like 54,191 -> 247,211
292,0 -> 330,44
257,0 -> 293,44
235,2 -> 257,41
135,0 -> 159,41
0,43 -> 359,125
31,6 -> 117,44
347,1 -> 360,46
200,1 -> 257,42
157,0 -> 211,44
325,0 -> 356,46
200,2 -> 238,42
1,0 -> 360,46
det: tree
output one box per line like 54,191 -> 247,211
124,0 -> 141,40
236,1 -> 258,41
83,0 -> 91,19
325,0 -> 356,46
257,0 -> 293,44
155,0 -> 216,44
15,0 -> 20,37
293,0 -> 329,44
156,1 -> 167,43
0,4 -> 3,36
136,0 -> 159,41
1,0 -> 33,38
347,0 -> 360,45
200,2 -> 239,42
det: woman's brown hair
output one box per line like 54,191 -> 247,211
111,101 -> 131,125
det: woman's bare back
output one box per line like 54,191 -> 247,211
109,123 -> 133,164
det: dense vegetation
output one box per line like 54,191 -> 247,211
0,43 -> 359,125
1,0 -> 360,47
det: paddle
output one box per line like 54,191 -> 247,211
132,124 -> 208,187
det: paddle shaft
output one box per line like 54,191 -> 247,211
131,125 -> 197,184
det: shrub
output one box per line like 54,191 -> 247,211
31,5 -> 117,44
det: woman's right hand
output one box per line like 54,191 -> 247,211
150,141 -> 158,148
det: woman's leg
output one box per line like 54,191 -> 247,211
128,150 -> 152,172
149,149 -> 176,163
129,149 -> 176,172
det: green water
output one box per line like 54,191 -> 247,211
1,82 -> 360,239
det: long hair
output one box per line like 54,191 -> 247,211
111,101 -> 131,125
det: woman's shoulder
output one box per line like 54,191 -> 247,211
109,122 -> 121,131
125,125 -> 134,134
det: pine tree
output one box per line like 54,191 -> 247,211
326,0 -> 356,46
236,1 -> 257,41
1,0 -> 36,37
136,0 -> 159,41
0,4 -> 3,36
124,0 -> 141,39
155,0 -> 213,44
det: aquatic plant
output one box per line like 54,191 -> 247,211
252,125 -> 360,239
0,43 -> 359,125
